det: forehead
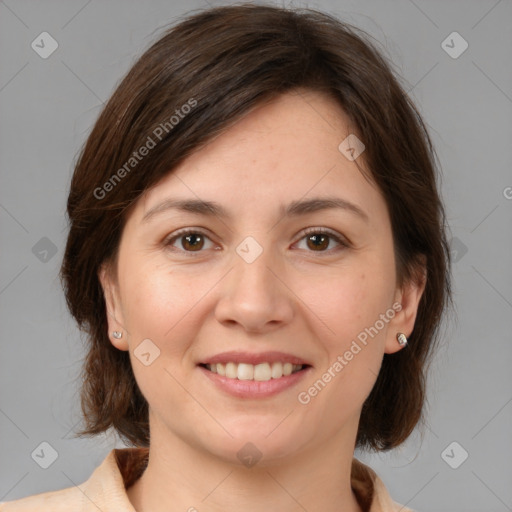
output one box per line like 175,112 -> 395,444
133,90 -> 384,224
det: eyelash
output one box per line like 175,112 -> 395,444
163,227 -> 349,257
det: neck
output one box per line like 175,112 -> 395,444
127,417 -> 363,512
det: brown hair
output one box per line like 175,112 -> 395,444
60,3 -> 451,451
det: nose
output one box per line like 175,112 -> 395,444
214,245 -> 294,334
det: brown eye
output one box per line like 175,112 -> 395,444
295,228 -> 348,254
181,233 -> 204,251
165,229 -> 215,254
306,233 -> 330,251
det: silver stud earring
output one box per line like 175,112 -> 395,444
112,331 -> 123,339
397,332 -> 408,347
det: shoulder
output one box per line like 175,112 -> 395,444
0,448 -> 146,512
351,458 -> 415,512
0,486 -> 85,511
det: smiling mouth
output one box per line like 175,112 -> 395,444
199,362 -> 309,381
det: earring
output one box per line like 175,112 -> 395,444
397,333 -> 408,347
112,331 -> 123,339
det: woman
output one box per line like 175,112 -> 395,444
1,4 -> 450,511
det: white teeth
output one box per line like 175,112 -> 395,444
254,363 -> 271,381
205,362 -> 304,380
225,362 -> 237,379
271,362 -> 283,379
237,363 -> 254,380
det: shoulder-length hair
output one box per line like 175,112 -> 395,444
60,3 -> 451,451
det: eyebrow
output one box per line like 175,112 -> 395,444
141,196 -> 369,224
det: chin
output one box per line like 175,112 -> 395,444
204,416 -> 312,466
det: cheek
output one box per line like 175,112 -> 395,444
119,258 -> 205,351
301,267 -> 393,348
330,269 -> 396,377
292,268 -> 395,439
118,260 -> 209,408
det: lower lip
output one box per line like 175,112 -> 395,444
198,365 -> 311,399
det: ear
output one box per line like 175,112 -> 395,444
98,262 -> 129,351
385,258 -> 427,354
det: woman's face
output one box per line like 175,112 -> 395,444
100,89 -> 423,464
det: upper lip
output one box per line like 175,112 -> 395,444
199,351 -> 311,366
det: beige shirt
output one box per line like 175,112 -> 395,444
0,448 -> 413,511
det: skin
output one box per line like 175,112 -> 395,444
99,89 -> 425,512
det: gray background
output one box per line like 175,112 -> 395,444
0,0 -> 511,511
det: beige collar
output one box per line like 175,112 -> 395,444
0,448 -> 412,512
